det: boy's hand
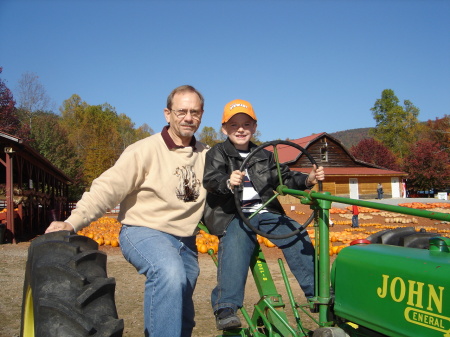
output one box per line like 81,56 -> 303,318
307,165 -> 325,186
229,170 -> 245,187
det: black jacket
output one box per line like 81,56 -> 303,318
202,138 -> 310,235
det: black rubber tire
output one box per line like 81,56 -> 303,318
20,231 -> 124,337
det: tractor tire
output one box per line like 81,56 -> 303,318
20,231 -> 124,337
366,226 -> 439,249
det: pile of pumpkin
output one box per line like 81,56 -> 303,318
0,207 -> 19,213
398,202 -> 450,209
78,201 -> 450,255
77,216 -> 121,247
196,229 -> 219,254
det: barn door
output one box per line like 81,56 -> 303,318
349,178 -> 359,199
391,177 -> 400,198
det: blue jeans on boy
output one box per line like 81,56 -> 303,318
120,225 -> 199,337
211,212 -> 315,313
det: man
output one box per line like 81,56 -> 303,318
46,85 -> 208,337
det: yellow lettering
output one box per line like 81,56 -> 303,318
427,284 -> 444,313
407,280 -> 424,308
390,277 -> 406,302
377,274 -> 389,298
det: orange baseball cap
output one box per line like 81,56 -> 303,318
222,99 -> 257,124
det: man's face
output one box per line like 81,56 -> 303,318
164,91 -> 203,143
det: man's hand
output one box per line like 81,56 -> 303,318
307,165 -> 325,186
45,221 -> 75,233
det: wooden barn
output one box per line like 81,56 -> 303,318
0,131 -> 72,243
271,133 -> 408,202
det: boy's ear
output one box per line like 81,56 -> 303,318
221,125 -> 228,136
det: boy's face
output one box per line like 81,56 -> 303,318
222,113 -> 257,151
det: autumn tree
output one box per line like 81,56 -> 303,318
0,67 -> 21,136
422,115 -> 450,156
135,123 -> 153,140
117,114 -> 152,151
370,89 -> 420,160
402,140 -> 450,194
350,138 -> 400,170
198,126 -> 220,147
251,130 -> 262,145
60,94 -> 152,188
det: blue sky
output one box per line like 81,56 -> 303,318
1,0 -> 449,142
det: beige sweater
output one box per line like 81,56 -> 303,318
66,131 -> 209,236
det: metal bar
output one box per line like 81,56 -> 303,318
272,145 -> 284,187
317,205 -> 331,326
282,188 -> 450,221
278,258 -> 308,335
5,151 -> 15,243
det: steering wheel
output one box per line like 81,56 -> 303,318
234,140 -> 322,240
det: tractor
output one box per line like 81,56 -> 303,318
20,140 -> 450,337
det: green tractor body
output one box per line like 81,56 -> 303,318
332,239 -> 450,337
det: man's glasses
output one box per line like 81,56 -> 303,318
170,109 -> 203,119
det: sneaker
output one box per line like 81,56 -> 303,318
215,307 -> 241,330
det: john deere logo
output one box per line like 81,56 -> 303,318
377,274 -> 450,334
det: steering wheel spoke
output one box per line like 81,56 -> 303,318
234,140 -> 322,240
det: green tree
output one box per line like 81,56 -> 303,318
79,104 -> 123,184
370,89 -> 420,160
29,111 -> 85,198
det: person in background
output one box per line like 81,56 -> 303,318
45,85 -> 209,337
202,99 -> 325,330
377,183 -> 384,199
351,204 -> 359,228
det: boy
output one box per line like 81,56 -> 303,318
203,99 -> 325,330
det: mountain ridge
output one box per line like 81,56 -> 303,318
329,127 -> 373,149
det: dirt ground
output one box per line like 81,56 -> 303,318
1,201 -> 449,337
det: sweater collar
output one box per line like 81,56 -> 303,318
161,125 -> 197,150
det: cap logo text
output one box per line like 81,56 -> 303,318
229,103 -> 248,110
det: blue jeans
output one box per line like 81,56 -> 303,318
211,212 -> 315,313
352,215 -> 359,228
119,225 -> 199,337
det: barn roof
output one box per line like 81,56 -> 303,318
0,131 -> 72,183
267,133 -> 326,163
265,132 -> 408,176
